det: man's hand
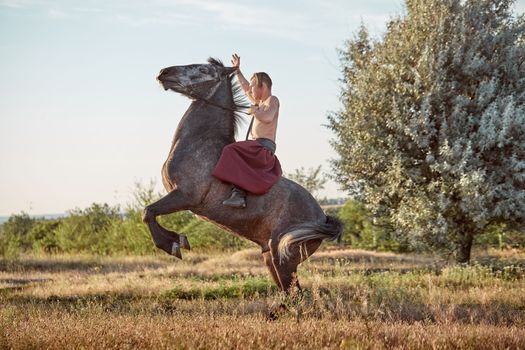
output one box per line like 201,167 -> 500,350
231,53 -> 241,71
251,96 -> 279,124
232,53 -> 256,103
248,104 -> 259,114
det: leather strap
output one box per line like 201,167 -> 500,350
245,116 -> 254,141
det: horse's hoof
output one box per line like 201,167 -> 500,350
171,242 -> 182,259
180,235 -> 191,250
266,310 -> 279,321
267,303 -> 287,321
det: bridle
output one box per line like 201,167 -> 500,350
169,77 -> 248,113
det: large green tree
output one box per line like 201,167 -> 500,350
328,0 -> 525,262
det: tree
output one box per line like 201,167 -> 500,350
328,0 -> 525,262
287,165 -> 328,199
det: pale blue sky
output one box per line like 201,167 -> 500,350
1,0 -> 524,216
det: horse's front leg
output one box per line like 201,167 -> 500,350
142,189 -> 193,259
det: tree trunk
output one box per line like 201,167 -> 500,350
455,230 -> 474,264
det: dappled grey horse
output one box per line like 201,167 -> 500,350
142,58 -> 343,293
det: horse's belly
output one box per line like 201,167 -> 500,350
191,205 -> 270,248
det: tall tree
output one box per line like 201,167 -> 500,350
328,0 -> 525,262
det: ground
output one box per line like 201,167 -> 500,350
1,247 -> 524,349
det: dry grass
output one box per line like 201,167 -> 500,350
1,247 -> 525,349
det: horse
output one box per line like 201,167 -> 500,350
142,58 -> 343,293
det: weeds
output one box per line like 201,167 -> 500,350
1,248 -> 525,349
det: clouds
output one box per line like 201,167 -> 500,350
163,0 -> 397,45
169,0 -> 312,41
47,8 -> 67,18
0,0 -> 33,8
0,0 -> 398,47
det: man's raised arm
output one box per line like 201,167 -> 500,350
231,53 -> 257,104
236,70 -> 250,93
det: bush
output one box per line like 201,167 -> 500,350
474,223 -> 525,250
180,218 -> 254,251
104,208 -> 156,255
30,219 -> 62,254
53,203 -> 122,254
0,180 -> 258,256
0,212 -> 36,257
337,199 -> 410,252
1,189 -> 523,257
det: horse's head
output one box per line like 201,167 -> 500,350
157,58 -> 236,99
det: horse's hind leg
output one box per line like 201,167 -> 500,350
263,235 -> 323,319
270,237 -> 322,293
262,250 -> 283,290
142,189 -> 192,259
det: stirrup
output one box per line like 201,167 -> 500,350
222,188 -> 246,208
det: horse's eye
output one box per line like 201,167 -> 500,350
199,67 -> 208,74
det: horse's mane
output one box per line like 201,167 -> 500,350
208,57 -> 249,138
207,57 -> 224,67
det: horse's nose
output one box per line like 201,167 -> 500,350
157,68 -> 170,80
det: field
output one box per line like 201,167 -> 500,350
1,247 -> 525,349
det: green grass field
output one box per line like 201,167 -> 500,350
1,247 -> 524,349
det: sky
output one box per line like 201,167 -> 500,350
1,0 -> 525,216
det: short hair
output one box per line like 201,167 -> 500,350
251,72 -> 272,89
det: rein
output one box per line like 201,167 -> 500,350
172,78 -> 254,140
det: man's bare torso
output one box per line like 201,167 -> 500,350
251,95 -> 279,142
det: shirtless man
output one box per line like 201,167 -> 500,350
211,53 -> 282,208
233,54 -> 280,142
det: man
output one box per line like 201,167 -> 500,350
212,53 -> 282,208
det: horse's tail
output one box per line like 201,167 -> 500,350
277,215 -> 344,261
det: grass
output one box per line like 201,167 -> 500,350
1,247 -> 525,349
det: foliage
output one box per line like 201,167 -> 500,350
1,178 -> 523,257
474,222 -> 525,249
0,181 -> 252,256
180,218 -> 254,251
0,212 -> 36,258
51,203 -> 122,254
337,199 -> 410,252
286,165 -> 328,199
328,0 -> 525,262
29,219 -> 62,254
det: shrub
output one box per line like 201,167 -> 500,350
30,219 -> 62,254
337,199 -> 410,252
0,212 -> 36,257
180,218 -> 254,251
53,203 -> 122,254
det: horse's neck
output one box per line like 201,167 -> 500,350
172,100 -> 236,151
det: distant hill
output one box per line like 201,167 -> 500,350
0,213 -> 66,225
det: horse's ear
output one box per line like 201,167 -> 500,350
222,67 -> 237,76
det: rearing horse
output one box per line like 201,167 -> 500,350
142,58 -> 343,293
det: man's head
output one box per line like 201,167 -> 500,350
249,72 -> 272,101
